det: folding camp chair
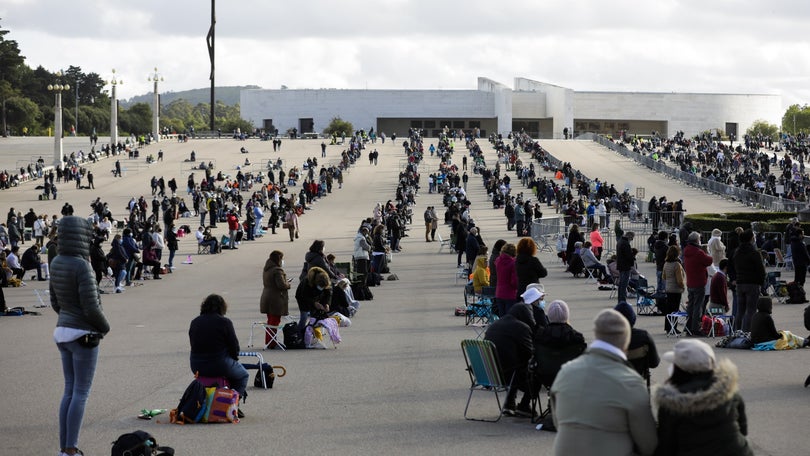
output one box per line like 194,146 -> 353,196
666,312 -> 690,337
706,306 -> 733,338
774,248 -> 793,271
584,267 -> 599,284
529,343 -> 585,422
247,316 -> 296,350
634,277 -> 661,316
626,345 -> 652,390
461,339 -> 514,422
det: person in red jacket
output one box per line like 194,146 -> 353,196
683,231 -> 713,335
226,210 -> 240,250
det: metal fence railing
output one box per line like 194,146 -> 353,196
587,134 -> 806,213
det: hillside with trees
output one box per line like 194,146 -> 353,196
0,20 -> 256,138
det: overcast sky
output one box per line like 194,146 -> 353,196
3,0 -> 809,111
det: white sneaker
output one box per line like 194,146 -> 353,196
115,286 -> 124,293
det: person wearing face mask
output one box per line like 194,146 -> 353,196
521,285 -> 549,330
260,250 -> 290,349
295,266 -> 332,340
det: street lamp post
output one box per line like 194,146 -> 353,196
148,67 -> 163,143
47,71 -> 70,169
75,77 -> 80,135
108,69 -> 123,150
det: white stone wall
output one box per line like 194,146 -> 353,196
573,91 -> 782,137
240,88 -> 495,134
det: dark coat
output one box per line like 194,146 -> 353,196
616,235 -> 634,271
260,259 -> 290,316
652,360 -> 752,456
484,304 -> 535,381
789,236 -> 810,268
733,242 -> 766,285
189,313 -> 240,360
654,239 -> 669,271
515,253 -> 548,297
50,216 -> 109,335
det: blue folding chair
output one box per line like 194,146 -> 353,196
461,339 -> 513,422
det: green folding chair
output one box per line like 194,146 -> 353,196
461,339 -> 513,422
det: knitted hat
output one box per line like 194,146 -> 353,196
613,301 -> 637,327
662,339 -> 716,373
688,231 -> 700,242
546,300 -> 570,323
593,309 -> 631,351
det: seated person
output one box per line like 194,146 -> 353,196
188,294 -> 249,413
294,266 -> 332,339
614,301 -> 661,379
709,259 -> 730,313
6,245 -> 24,280
751,296 -> 809,350
195,226 -> 219,253
484,303 -> 536,418
471,255 -> 490,294
580,241 -> 609,281
521,285 -> 549,330
97,217 -> 112,240
533,300 -> 587,386
20,243 -> 49,281
330,278 -> 357,317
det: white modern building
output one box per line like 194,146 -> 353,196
240,77 -> 782,139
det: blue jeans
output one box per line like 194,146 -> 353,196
168,249 -> 176,268
58,339 -> 99,451
618,270 -> 631,303
735,283 -> 760,332
656,270 -> 665,295
298,311 -> 311,340
190,353 -> 249,398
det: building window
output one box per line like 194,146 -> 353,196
424,120 -> 436,129
469,121 -> 481,129
453,121 -> 465,129
411,120 -> 422,128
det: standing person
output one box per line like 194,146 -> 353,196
732,229 -> 765,332
590,223 -> 604,260
353,227 -> 372,277
260,250 -> 290,348
284,207 -> 299,242
424,206 -> 433,242
488,239 -> 506,289
616,231 -> 635,303
550,309 -> 657,456
165,223 -> 178,272
52,216 -> 110,456
653,339 -> 753,456
661,246 -> 685,334
429,206 -> 439,242
706,228 -> 726,267
494,243 -> 518,316
188,294 -> 249,415
683,231 -> 712,335
226,210 -> 240,250
789,228 -> 809,287
514,237 -> 547,297
653,230 -> 669,295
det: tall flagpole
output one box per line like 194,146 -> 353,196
207,0 -> 216,132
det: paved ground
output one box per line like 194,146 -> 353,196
0,136 -> 806,455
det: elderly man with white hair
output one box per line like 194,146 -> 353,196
550,309 -> 657,456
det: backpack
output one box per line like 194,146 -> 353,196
787,282 -> 808,304
351,282 -> 373,301
254,363 -> 276,388
282,322 -> 305,349
111,430 -> 174,456
170,380 -> 208,424
567,254 -> 585,276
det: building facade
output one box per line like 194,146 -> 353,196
240,77 -> 781,139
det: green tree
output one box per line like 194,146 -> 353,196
119,102 -> 152,135
4,95 -> 40,135
323,117 -> 353,137
0,19 -> 26,136
746,119 -> 779,140
781,104 -> 810,134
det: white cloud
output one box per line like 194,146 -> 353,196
2,0 -> 809,109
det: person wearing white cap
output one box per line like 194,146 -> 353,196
653,339 -> 752,456
520,285 -> 549,328
550,309 -> 656,455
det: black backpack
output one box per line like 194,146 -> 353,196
172,380 -> 207,423
111,430 -> 174,456
787,282 -> 808,304
282,322 -> 305,349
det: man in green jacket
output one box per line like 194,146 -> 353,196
551,309 -> 657,456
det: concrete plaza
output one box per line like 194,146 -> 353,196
0,135 -> 805,455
